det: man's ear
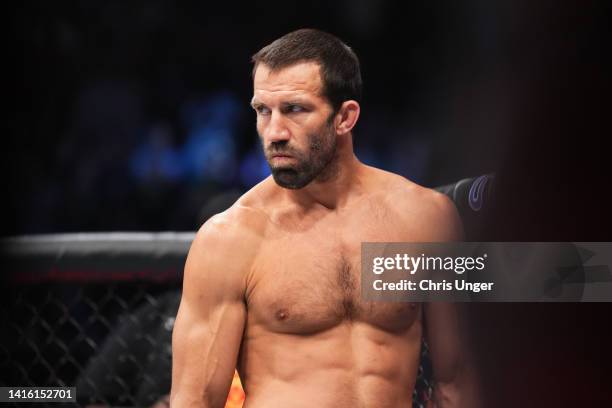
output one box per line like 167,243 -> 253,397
335,100 -> 360,135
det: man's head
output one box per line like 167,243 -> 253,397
251,29 -> 362,189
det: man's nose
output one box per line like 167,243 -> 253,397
265,111 -> 290,143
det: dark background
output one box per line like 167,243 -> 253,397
7,0 -> 612,406
9,0 -> 516,234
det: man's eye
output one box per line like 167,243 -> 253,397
256,106 -> 271,115
288,105 -> 303,113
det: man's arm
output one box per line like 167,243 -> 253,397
171,214 -> 252,408
422,193 -> 480,408
424,302 -> 480,408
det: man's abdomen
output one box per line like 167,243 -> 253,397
239,321 -> 422,408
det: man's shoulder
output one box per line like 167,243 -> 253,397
187,188 -> 271,278
366,166 -> 441,205
390,175 -> 453,215
196,178 -> 276,244
366,167 -> 463,240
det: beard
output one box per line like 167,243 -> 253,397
262,119 -> 337,189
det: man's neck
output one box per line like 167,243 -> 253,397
281,136 -> 363,211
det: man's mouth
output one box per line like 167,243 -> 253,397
269,152 -> 295,159
269,154 -> 297,167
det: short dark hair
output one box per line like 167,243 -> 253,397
252,28 -> 362,112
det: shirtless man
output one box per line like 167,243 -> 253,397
171,29 -> 478,408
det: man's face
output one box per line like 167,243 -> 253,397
252,62 -> 337,189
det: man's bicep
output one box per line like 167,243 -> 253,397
172,299 -> 246,407
171,223 -> 248,407
424,302 -> 463,382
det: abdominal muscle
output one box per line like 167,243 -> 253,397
238,321 -> 422,408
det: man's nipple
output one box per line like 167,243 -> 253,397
275,308 -> 289,321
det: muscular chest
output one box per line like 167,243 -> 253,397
246,221 -> 420,335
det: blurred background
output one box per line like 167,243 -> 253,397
5,0 -> 612,407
